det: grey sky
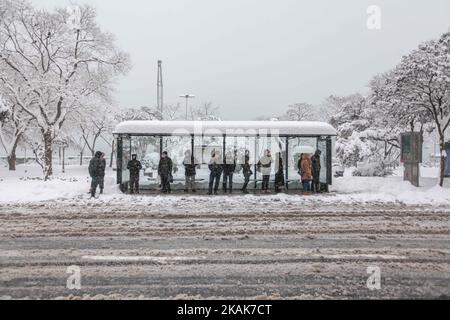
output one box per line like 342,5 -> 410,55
31,0 -> 450,120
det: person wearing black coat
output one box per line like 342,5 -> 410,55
158,151 -> 173,193
274,152 -> 285,193
183,150 -> 197,193
222,152 -> 236,193
208,150 -> 223,195
89,151 -> 106,198
311,150 -> 322,193
127,154 -> 143,194
241,153 -> 253,194
99,153 -> 107,194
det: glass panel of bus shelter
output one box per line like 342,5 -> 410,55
121,136 -> 131,184
162,136 -> 192,191
255,136 -> 285,189
130,136 -> 160,190
194,135 -> 223,190
287,137 -> 317,190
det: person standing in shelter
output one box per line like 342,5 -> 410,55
127,154 -> 143,194
241,152 -> 253,194
258,149 -> 272,193
223,150 -> 236,194
158,151 -> 173,194
208,150 -> 223,195
183,150 -> 197,193
299,153 -> 313,195
311,150 -> 322,193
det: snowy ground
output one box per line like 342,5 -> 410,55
0,164 -> 449,206
0,164 -> 449,299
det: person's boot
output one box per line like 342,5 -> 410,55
100,188 -> 104,195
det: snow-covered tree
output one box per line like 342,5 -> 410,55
114,106 -> 162,122
0,94 -> 32,170
373,32 -> 449,185
0,1 -> 130,179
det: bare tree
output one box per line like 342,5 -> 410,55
281,103 -> 315,121
191,102 -> 221,121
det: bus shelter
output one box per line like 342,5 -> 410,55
113,121 -> 337,193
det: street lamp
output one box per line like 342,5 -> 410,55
179,94 -> 195,120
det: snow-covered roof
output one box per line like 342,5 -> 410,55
114,121 -> 337,137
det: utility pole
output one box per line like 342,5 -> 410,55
179,94 -> 195,120
157,60 -> 164,116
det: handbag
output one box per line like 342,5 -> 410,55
169,173 -> 174,183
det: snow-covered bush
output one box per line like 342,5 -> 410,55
352,162 -> 394,177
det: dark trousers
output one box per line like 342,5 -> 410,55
223,173 -> 234,191
185,175 -> 196,192
130,174 -> 140,193
302,180 -> 311,192
209,173 -> 221,194
161,174 -> 171,193
242,175 -> 251,191
262,175 -> 270,191
90,176 -> 104,196
312,171 -> 321,193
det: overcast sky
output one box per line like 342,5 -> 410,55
31,0 -> 450,120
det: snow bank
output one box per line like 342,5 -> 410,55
0,165 -> 449,206
0,165 -> 116,204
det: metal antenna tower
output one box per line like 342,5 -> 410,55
157,60 -> 164,115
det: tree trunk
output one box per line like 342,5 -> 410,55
80,151 -> 83,166
43,129 -> 53,180
7,152 -> 16,171
7,133 -> 22,171
439,135 -> 445,187
110,139 -> 115,168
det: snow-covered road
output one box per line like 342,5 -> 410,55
0,200 -> 449,300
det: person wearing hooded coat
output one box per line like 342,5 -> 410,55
311,150 -> 322,193
241,152 -> 253,194
258,149 -> 272,193
183,150 -> 198,193
89,151 -> 106,198
299,153 -> 313,195
208,150 -> 223,195
158,151 -> 173,193
127,154 -> 143,194
222,151 -> 236,193
274,152 -> 285,193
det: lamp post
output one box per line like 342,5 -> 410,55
179,94 -> 195,120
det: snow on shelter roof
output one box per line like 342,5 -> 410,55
114,121 -> 337,137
